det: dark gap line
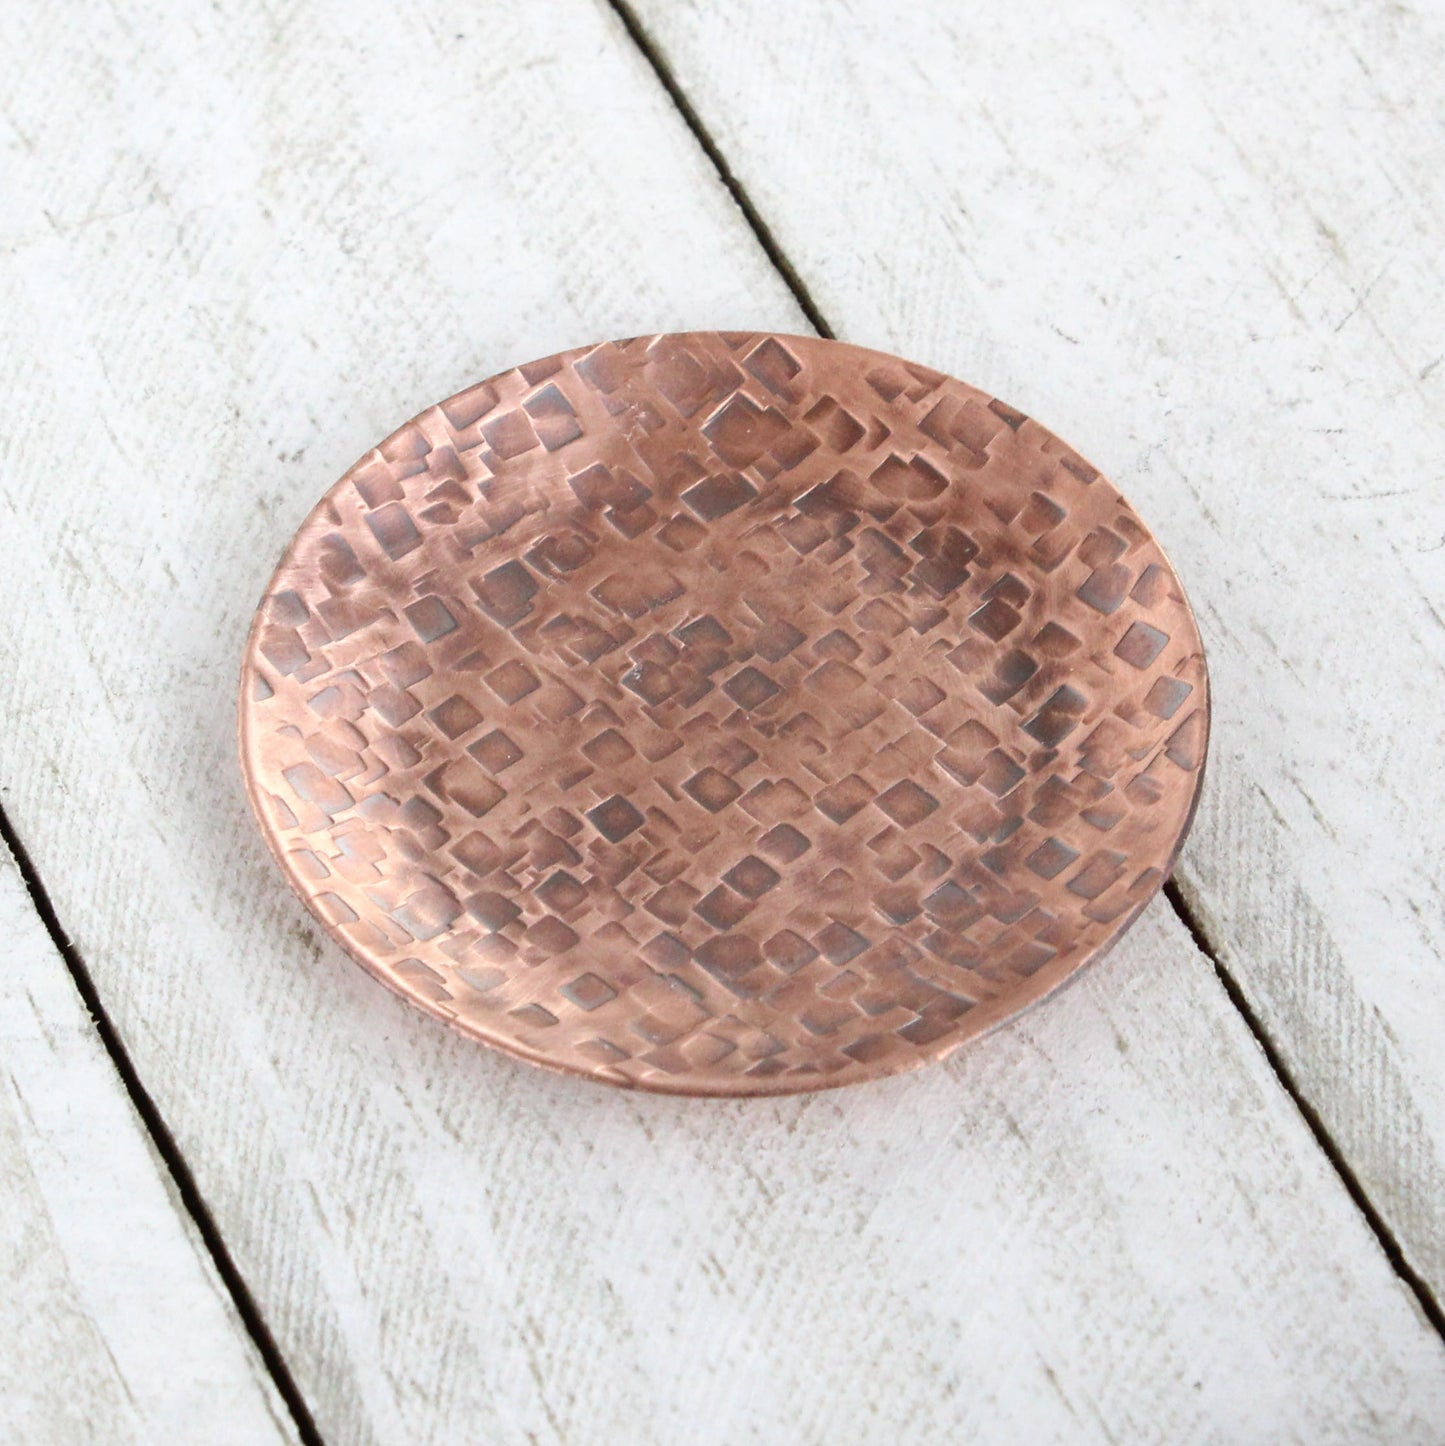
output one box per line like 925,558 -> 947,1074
611,0 -> 1445,1346
605,0 -> 834,340
1165,878 -> 1445,1340
0,802 -> 326,1446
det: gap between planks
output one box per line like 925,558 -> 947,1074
602,0 -> 1445,1346
1166,878 -> 1445,1339
0,802 -> 325,1446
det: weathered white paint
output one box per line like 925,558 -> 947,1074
0,841 -> 292,1443
0,0 -> 1442,1439
629,0 -> 1445,1300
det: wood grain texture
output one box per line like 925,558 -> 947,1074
628,0 -> 1445,1299
0,0 -> 1443,1438
0,840 -> 293,1443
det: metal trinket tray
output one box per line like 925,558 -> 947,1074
239,333 -> 1208,1095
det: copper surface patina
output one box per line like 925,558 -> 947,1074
238,333 -> 1208,1095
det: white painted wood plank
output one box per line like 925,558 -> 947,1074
0,840 -> 293,1444
0,0 -> 1442,1439
628,0 -> 1445,1299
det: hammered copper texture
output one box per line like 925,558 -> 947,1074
238,333 -> 1208,1095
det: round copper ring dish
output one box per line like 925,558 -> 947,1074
239,332 -> 1208,1095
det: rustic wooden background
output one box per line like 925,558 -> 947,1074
2,0 -> 1443,1441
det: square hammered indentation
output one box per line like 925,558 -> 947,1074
723,665 -> 780,711
875,780 -> 940,828
724,855 -> 781,898
683,767 -> 743,813
587,795 -> 645,842
562,972 -> 618,1012
469,729 -> 523,774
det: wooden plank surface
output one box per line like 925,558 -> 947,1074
627,0 -> 1445,1299
0,0 -> 1442,1439
0,839 -> 292,1443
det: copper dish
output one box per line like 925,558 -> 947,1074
238,333 -> 1208,1095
